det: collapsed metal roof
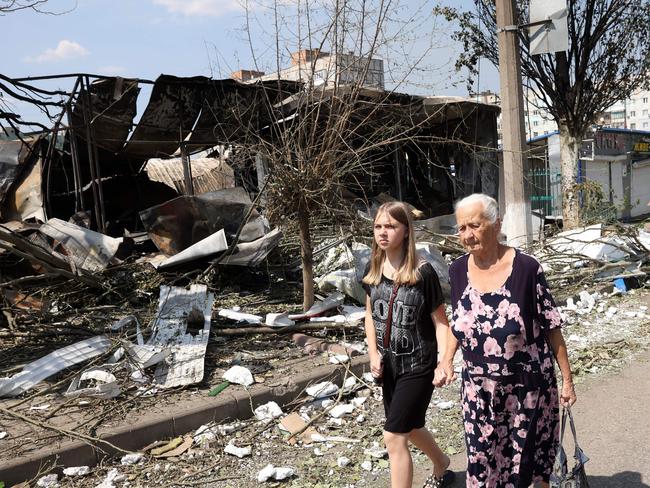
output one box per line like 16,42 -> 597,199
69,75 -> 302,161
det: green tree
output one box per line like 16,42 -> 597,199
446,0 -> 650,228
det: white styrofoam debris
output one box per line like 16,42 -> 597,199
329,354 -> 350,364
193,421 -> 245,445
63,466 -> 91,476
310,315 -> 346,323
364,441 -> 388,458
223,365 -> 254,386
273,467 -> 295,480
257,464 -> 295,482
313,447 -> 325,456
329,403 -> 355,418
95,468 -> 125,488
319,399 -> 335,409
30,404 -> 50,410
306,381 -> 339,398
0,431 -> 7,439
350,397 -> 367,407
310,433 -> 327,443
362,372 -> 375,383
257,464 -> 277,482
265,313 -> 295,327
224,442 -> 252,458
576,291 -> 596,315
120,453 -> 144,465
328,418 -> 344,426
337,456 -> 351,467
218,308 -> 262,324
343,376 -> 357,389
356,414 -> 366,423
254,401 -> 283,422
361,460 -> 373,471
564,297 -> 577,311
435,400 -> 455,410
36,474 -> 59,487
624,311 -> 637,318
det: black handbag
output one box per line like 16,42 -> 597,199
550,407 -> 590,488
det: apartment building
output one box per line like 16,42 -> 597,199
474,87 -> 650,144
232,49 -> 385,89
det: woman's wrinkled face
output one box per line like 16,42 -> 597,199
374,211 -> 407,252
455,202 -> 500,255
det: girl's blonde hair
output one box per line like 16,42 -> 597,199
362,201 -> 420,286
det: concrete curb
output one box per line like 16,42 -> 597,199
0,355 -> 371,485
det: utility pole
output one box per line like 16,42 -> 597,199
496,0 -> 532,246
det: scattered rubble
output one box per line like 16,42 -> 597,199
0,161 -> 648,487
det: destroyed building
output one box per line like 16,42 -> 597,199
1,74 -> 500,240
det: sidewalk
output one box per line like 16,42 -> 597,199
404,349 -> 650,488
0,356 -> 370,485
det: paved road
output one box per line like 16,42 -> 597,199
401,350 -> 650,487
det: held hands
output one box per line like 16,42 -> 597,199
560,378 -> 577,407
369,350 -> 383,380
433,360 -> 457,387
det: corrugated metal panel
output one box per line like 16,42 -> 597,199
145,157 -> 234,195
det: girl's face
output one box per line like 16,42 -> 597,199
374,211 -> 408,252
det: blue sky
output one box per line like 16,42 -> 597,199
3,0 -> 499,126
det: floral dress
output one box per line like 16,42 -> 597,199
449,250 -> 563,488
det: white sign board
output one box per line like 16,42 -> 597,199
529,0 -> 569,56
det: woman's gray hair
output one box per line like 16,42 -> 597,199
454,193 -> 499,224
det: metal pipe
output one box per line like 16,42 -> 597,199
84,76 -> 107,233
79,77 -> 104,232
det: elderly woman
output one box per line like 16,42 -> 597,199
435,193 -> 576,488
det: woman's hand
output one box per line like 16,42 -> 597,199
560,378 -> 577,407
434,359 -> 457,387
369,350 -> 383,380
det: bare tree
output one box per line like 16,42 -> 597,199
1,0 -> 75,135
0,0 -> 75,14
444,0 -> 650,228
232,0 -> 460,309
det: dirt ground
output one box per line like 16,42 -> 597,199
6,286 -> 647,488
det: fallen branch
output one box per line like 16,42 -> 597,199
0,405 -> 133,455
212,321 -> 362,336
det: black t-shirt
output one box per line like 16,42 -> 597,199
362,262 -> 444,376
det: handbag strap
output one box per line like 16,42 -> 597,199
560,406 -> 582,454
383,283 -> 400,350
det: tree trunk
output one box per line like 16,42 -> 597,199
297,206 -> 315,311
558,123 -> 583,229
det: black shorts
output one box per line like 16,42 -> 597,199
382,361 -> 435,433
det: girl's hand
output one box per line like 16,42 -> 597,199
433,365 -> 447,387
560,378 -> 577,407
369,350 -> 383,379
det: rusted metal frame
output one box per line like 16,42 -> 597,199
13,73 -> 155,85
180,142 -> 194,196
86,76 -> 107,233
79,76 -> 106,233
66,100 -> 85,213
42,107 -> 67,221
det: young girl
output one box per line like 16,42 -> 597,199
362,201 -> 455,488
